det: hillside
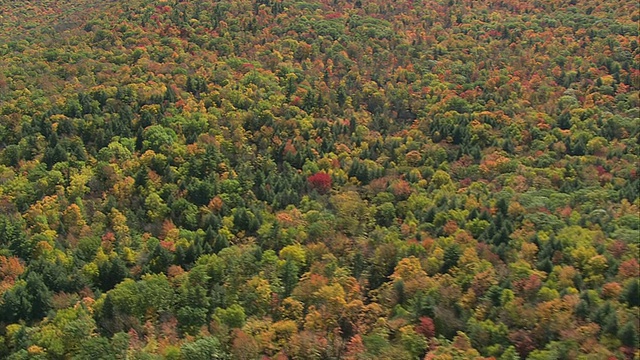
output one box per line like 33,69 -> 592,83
0,0 -> 638,359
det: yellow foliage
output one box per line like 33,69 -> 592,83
27,345 -> 44,355
82,262 -> 99,282
279,244 -> 307,267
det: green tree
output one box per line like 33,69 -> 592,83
180,336 -> 227,360
214,304 -> 246,329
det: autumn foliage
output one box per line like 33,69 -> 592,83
0,0 -> 637,358
307,172 -> 332,194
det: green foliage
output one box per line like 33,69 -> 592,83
214,304 -> 246,329
0,273 -> 52,323
180,337 -> 226,360
178,337 -> 226,360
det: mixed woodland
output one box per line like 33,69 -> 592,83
0,0 -> 638,358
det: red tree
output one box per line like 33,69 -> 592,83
308,172 -> 332,194
415,316 -> 436,338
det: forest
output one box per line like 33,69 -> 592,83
0,0 -> 638,358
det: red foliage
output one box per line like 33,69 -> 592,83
368,177 -> 390,193
101,232 -> 116,252
160,240 -> 176,252
0,256 -> 24,282
231,330 -> 260,359
558,205 -> 573,218
159,316 -> 179,345
102,231 -> 116,243
167,265 -> 185,279
509,329 -> 537,358
608,240 -> 628,259
157,5 -> 171,14
390,179 -> 412,199
308,172 -> 332,194
284,140 -> 297,156
517,274 -> 542,297
618,258 -> 640,279
325,12 -> 343,19
443,220 -> 459,235
160,220 -> 176,240
415,316 -> 436,338
601,282 -> 623,299
476,242 -> 502,266
344,335 -> 366,359
620,347 -> 636,359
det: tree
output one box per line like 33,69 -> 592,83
214,304 -> 246,329
375,202 -> 396,227
415,316 -> 435,338
0,272 -> 53,324
0,0 -> 638,357
308,172 -> 332,194
99,274 -> 174,332
281,259 -> 299,297
180,337 -> 227,360
97,256 -> 129,291
399,325 -> 427,359
0,281 -> 32,324
33,306 -> 96,358
618,322 -> 639,348
330,191 -> 372,236
623,279 -> 640,307
73,337 -> 115,360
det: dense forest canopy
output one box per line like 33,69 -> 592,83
0,0 -> 638,358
